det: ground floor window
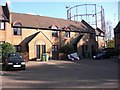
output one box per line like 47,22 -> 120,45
42,45 -> 46,53
52,45 -> 58,53
0,41 -> 5,44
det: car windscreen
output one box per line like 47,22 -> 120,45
8,53 -> 22,59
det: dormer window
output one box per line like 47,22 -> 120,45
65,31 -> 70,38
0,21 -> 5,30
52,31 -> 58,37
14,28 -> 21,35
13,22 -> 22,35
49,25 -> 58,29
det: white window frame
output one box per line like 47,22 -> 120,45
13,28 -> 22,35
52,31 -> 58,37
0,21 -> 5,30
65,31 -> 70,38
52,45 -> 58,53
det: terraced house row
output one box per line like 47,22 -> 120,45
0,3 -> 105,61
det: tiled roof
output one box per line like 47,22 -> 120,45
20,32 -> 40,47
11,12 -> 94,33
0,6 -> 5,20
96,28 -> 105,36
0,4 -> 9,21
81,20 -> 95,32
114,21 -> 120,33
71,34 -> 83,45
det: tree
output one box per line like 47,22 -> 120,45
60,44 -> 74,54
0,42 -> 16,61
107,39 -> 115,48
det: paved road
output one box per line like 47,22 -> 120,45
1,58 -> 119,89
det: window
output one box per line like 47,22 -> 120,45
0,21 -> 5,30
65,31 -> 70,38
52,31 -> 58,37
0,41 -> 5,44
13,22 -> 22,35
52,45 -> 58,53
14,45 -> 21,52
42,45 -> 46,53
14,28 -> 22,35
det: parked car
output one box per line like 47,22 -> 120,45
93,51 -> 111,59
2,52 -> 26,70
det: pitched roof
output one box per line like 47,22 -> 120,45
114,21 -> 120,33
71,34 -> 83,45
96,28 -> 104,34
0,4 -> 9,21
81,20 -> 95,33
11,12 -> 94,33
96,28 -> 105,36
20,32 -> 40,45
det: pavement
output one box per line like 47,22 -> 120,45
1,58 -> 119,89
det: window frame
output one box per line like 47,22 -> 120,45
0,21 -> 5,30
13,27 -> 22,35
52,45 -> 58,53
13,22 -> 22,36
0,41 -> 5,44
65,31 -> 70,38
42,45 -> 46,53
52,30 -> 58,37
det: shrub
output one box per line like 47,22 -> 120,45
60,44 -> 74,54
0,42 -> 16,61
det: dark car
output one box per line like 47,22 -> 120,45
2,52 -> 26,70
93,51 -> 111,59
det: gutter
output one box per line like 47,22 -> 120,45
12,26 -> 95,34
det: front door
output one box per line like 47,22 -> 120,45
52,45 -> 59,60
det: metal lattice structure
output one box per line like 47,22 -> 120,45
66,4 -> 105,32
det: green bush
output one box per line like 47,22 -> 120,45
60,44 -> 74,54
0,42 -> 16,61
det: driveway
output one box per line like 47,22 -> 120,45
1,58 -> 119,89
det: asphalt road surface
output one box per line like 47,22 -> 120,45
1,58 -> 119,89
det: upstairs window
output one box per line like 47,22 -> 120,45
65,31 -> 70,38
0,21 -> 5,30
13,22 -> 22,35
52,31 -> 58,37
14,28 -> 21,35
